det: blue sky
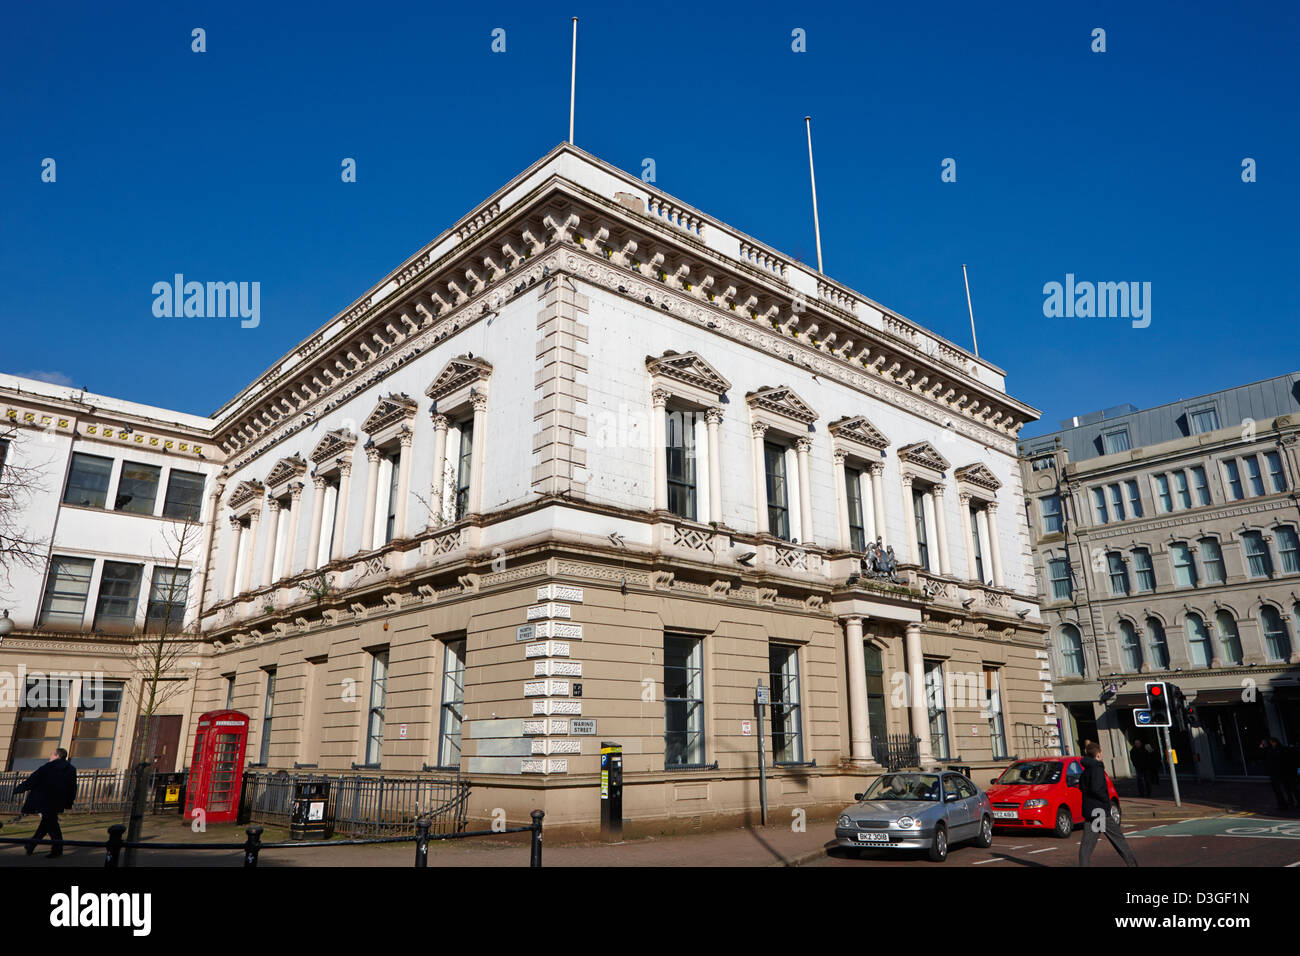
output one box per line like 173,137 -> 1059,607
2,2 -> 1296,434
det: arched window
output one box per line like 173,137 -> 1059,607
1059,624 -> 1085,677
1214,610 -> 1244,666
1260,606 -> 1293,662
1145,617 -> 1170,670
1118,620 -> 1143,672
1185,613 -> 1212,668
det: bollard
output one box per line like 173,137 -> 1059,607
414,815 -> 430,868
243,826 -> 264,868
529,809 -> 544,868
105,824 -> 126,868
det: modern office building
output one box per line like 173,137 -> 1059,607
1019,374 -> 1300,780
2,143 -> 1047,831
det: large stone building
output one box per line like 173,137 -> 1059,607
2,144 -> 1048,832
1018,374 -> 1300,781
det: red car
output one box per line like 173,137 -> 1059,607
985,756 -> 1121,838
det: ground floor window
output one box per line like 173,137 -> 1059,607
364,648 -> 389,767
70,682 -> 124,769
768,644 -> 803,764
664,633 -> 705,768
7,678 -> 73,771
437,639 -> 466,769
924,660 -> 950,760
984,668 -> 1007,760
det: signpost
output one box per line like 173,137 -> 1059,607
1135,691 -> 1181,808
755,678 -> 768,827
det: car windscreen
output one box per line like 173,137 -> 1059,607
863,773 -> 941,802
994,762 -> 1062,785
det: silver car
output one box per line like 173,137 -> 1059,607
834,771 -> 994,862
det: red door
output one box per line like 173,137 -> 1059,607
145,715 -> 183,772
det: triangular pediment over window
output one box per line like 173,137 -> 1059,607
309,428 -> 357,465
645,351 -> 732,395
228,480 -> 265,510
897,440 -> 950,473
954,461 -> 1002,492
425,355 -> 493,404
362,393 -> 418,435
829,415 -> 890,450
745,386 -> 818,425
266,454 -> 308,489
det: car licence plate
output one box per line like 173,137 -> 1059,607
993,810 -> 1018,820
855,832 -> 889,842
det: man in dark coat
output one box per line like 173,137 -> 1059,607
13,748 -> 78,857
1261,738 -> 1297,810
1129,739 -> 1150,797
1078,740 -> 1138,867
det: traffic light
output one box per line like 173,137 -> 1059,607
1145,681 -> 1172,727
1169,684 -> 1189,732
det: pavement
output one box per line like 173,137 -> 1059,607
1,778 -> 1295,867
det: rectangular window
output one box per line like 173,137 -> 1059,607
1190,466 -> 1211,506
437,639 -> 467,768
664,633 -> 705,768
1189,406 -> 1221,434
63,453 -> 114,509
1030,456 -> 1055,472
1170,542 -> 1198,588
38,556 -> 94,628
1091,487 -> 1109,524
384,452 -> 400,543
162,469 -> 205,521
224,674 -> 236,709
984,668 -> 1007,760
1107,552 -> 1130,596
454,419 -> 474,520
93,561 -> 143,633
70,682 -> 124,769
764,442 -> 790,541
258,668 -> 277,765
145,566 -> 190,633
1133,548 -> 1156,592
1223,460 -> 1244,500
1277,527 -> 1300,574
1154,474 -> 1173,513
1039,495 -> 1063,534
665,410 -> 698,521
970,507 -> 985,582
114,461 -> 161,515
1102,428 -> 1131,454
1172,470 -> 1191,510
1108,483 -> 1126,521
912,487 -> 930,569
1048,557 -> 1071,600
1265,452 -> 1287,493
924,660 -> 949,761
1243,531 -> 1273,578
845,467 -> 865,552
8,678 -> 73,772
365,649 -> 389,766
1244,455 -> 1265,496
768,645 -> 803,764
1199,537 -> 1226,584
1124,479 -> 1142,516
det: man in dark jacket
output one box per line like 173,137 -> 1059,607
1078,741 -> 1138,867
1262,738 -> 1297,809
1129,739 -> 1150,797
14,748 -> 78,857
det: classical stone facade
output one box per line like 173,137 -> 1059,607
2,144 -> 1047,831
1019,374 -> 1300,780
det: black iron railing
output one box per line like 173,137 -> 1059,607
0,768 -> 187,817
238,771 -> 470,837
871,734 -> 921,772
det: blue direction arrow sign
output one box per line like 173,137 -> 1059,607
1135,709 -> 1152,725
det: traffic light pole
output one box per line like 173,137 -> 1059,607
1160,725 -> 1181,807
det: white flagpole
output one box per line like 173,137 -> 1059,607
569,18 -> 578,145
962,263 -> 980,358
805,116 -> 823,274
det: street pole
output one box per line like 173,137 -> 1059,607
755,678 -> 768,827
1161,725 -> 1182,807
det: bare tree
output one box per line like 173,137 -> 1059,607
0,424 -> 49,600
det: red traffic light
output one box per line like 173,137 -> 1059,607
1150,685 -> 1162,696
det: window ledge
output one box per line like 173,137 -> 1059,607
664,762 -> 720,773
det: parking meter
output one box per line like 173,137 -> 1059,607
601,742 -> 623,840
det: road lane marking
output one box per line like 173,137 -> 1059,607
1008,844 -> 1031,849
1029,847 -> 1056,854
1286,861 -> 1300,867
972,857 -> 1007,864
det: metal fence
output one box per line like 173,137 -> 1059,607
239,771 -> 470,837
871,734 -> 921,772
1014,722 -> 1058,758
0,768 -> 185,816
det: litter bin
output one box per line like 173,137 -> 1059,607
152,772 -> 186,814
289,780 -> 331,840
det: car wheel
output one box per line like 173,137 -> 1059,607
928,824 -> 948,862
1054,806 -> 1073,839
975,815 -> 993,848
1110,800 -> 1122,826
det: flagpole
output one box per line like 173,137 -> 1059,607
805,116 -> 823,274
962,263 -> 980,359
569,18 -> 578,145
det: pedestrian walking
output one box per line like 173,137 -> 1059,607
1077,741 -> 1138,867
1129,739 -> 1150,798
1144,742 -> 1160,788
13,748 -> 78,858
1261,738 -> 1297,810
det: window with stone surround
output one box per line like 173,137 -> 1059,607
437,639 -> 466,769
364,648 -> 389,767
664,633 -> 705,769
768,644 -> 803,765
1185,613 -> 1213,667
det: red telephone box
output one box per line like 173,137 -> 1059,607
184,710 -> 250,824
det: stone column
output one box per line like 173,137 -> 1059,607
223,515 -> 243,600
958,492 -> 976,581
706,407 -> 723,524
870,463 -> 886,544
239,507 -> 261,595
751,422 -> 769,534
844,616 -> 873,761
931,485 -> 952,576
469,393 -> 488,515
900,474 -> 918,564
360,445 -> 382,552
395,429 -> 414,537
428,414 -> 449,527
796,437 -> 815,545
986,501 -> 1005,587
260,498 -> 281,587
281,483 -> 304,578
975,507 -> 994,586
833,450 -> 852,549
905,623 -> 935,765
330,458 -> 353,561
307,476 -> 327,570
652,387 -> 669,512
